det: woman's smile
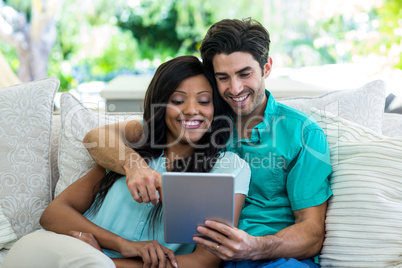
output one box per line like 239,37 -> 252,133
179,119 -> 204,129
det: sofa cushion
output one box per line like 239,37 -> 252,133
0,205 -> 17,249
50,114 -> 61,198
382,112 -> 402,137
54,93 -> 142,197
0,249 -> 8,265
0,77 -> 59,240
279,80 -> 386,134
312,109 -> 402,268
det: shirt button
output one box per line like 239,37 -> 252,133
140,221 -> 145,225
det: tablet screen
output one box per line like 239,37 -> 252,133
162,172 -> 234,244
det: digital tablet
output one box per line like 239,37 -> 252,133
162,172 -> 235,244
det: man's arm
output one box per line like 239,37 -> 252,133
83,120 -> 143,175
83,120 -> 162,204
193,202 -> 327,261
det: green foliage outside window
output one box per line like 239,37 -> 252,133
0,0 -> 401,91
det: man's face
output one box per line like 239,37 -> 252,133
212,52 -> 272,117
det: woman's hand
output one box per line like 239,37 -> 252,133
120,239 -> 178,268
70,230 -> 102,251
70,232 -> 177,268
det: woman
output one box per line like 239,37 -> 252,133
4,56 -> 250,268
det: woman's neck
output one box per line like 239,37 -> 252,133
163,144 -> 194,171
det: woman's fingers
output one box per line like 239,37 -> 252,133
68,231 -> 102,251
163,247 -> 178,268
69,230 -> 80,238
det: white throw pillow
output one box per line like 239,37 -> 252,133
311,108 -> 402,268
279,80 -> 386,134
54,93 -> 142,197
0,77 -> 59,240
50,114 -> 61,198
382,113 -> 402,137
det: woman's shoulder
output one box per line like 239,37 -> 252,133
213,151 -> 250,173
213,151 -> 251,193
218,151 -> 243,161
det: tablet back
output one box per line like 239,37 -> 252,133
162,172 -> 234,244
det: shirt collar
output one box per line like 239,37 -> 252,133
263,89 -> 278,119
229,90 -> 277,143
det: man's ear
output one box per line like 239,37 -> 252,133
263,57 -> 273,79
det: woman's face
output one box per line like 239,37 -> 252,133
165,74 -> 214,147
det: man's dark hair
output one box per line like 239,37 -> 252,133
200,17 -> 271,72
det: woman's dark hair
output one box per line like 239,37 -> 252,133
200,17 -> 271,73
87,56 -> 232,230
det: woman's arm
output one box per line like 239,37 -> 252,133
40,164 -> 125,252
93,191 -> 247,268
111,245 -> 221,268
40,165 -> 177,267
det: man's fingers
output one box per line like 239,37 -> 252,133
139,188 -> 151,203
193,236 -> 238,262
193,235 -> 216,248
127,177 -> 144,203
146,184 -> 159,205
196,225 -> 230,246
130,188 -> 143,203
193,236 -> 229,260
144,174 -> 161,205
204,220 -> 234,237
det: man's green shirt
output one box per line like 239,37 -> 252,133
226,90 -> 332,237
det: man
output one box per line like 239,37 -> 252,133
84,18 -> 332,267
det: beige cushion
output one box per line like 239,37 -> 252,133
312,109 -> 402,268
279,80 -> 386,134
0,77 -> 59,240
54,93 -> 141,197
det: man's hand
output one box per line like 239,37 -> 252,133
193,220 -> 260,261
124,159 -> 162,205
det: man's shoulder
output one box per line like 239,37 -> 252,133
275,101 -> 311,121
273,102 -> 322,132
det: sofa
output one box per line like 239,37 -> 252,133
0,77 -> 401,267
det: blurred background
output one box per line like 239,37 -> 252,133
0,0 -> 401,111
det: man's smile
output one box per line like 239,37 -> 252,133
230,94 -> 250,105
